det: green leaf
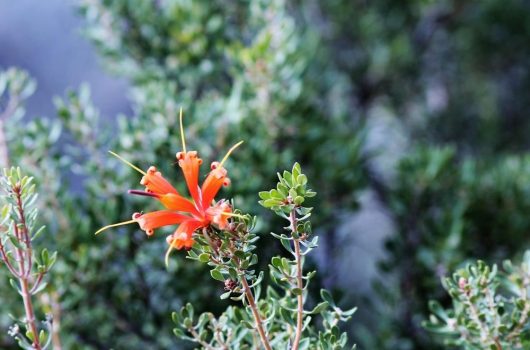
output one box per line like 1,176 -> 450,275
258,191 -> 271,200
280,238 -> 293,253
9,278 -> 19,292
262,199 -> 281,208
38,330 -> 46,344
183,317 -> 193,328
234,250 -> 246,259
241,320 -> 254,329
47,251 -> 58,269
292,162 -> 301,179
282,171 -> 293,187
198,253 -> 210,263
271,256 -> 282,268
296,174 -> 307,186
31,282 -> 47,295
41,248 -> 49,265
32,225 -> 46,241
210,269 -> 225,282
227,268 -> 237,280
270,189 -> 283,199
292,287 -> 303,295
428,300 -> 448,321
308,302 -> 329,314
320,289 -> 335,307
173,328 -> 185,338
277,183 -> 289,196
341,307 -> 357,317
294,196 -> 304,205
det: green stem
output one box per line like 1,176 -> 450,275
241,277 -> 272,350
289,208 -> 304,350
13,189 -> 41,350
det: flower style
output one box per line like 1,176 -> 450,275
96,109 -> 242,265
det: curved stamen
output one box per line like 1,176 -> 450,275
165,242 -> 176,267
179,107 -> 187,153
109,151 -> 147,176
219,141 -> 244,167
95,219 -> 136,235
222,212 -> 247,219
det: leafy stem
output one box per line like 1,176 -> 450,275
289,206 -> 304,350
0,168 -> 58,350
12,185 -> 41,350
173,163 -> 355,349
241,277 -> 272,350
188,326 -> 215,350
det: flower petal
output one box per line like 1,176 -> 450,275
171,220 -> 203,249
141,166 -> 179,195
201,162 -> 229,209
177,151 -> 203,206
160,193 -> 199,215
133,210 -> 190,236
164,219 -> 205,265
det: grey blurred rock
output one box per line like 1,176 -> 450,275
0,0 -> 129,118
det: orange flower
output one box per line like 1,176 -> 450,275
96,108 -> 242,265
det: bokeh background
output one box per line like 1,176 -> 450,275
0,0 -> 128,117
1,0 -> 530,349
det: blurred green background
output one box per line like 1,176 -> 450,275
2,0 -> 530,349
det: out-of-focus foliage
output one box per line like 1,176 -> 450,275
312,0 -> 530,152
366,147 -> 530,349
302,1 -> 530,349
425,252 -> 530,349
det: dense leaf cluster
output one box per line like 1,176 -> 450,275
173,164 -> 356,349
426,252 -> 530,349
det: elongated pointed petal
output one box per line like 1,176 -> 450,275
164,219 -> 204,266
201,162 -> 229,209
133,210 -> 190,236
176,151 -> 202,205
159,193 -> 199,215
141,166 -> 179,195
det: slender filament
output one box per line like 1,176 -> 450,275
109,151 -> 146,176
165,242 -> 176,267
223,212 -> 247,219
95,219 -> 136,235
179,107 -> 187,153
219,141 -> 244,167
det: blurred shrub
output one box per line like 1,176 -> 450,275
305,1 -> 530,348
313,0 -> 530,152
364,147 -> 530,349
